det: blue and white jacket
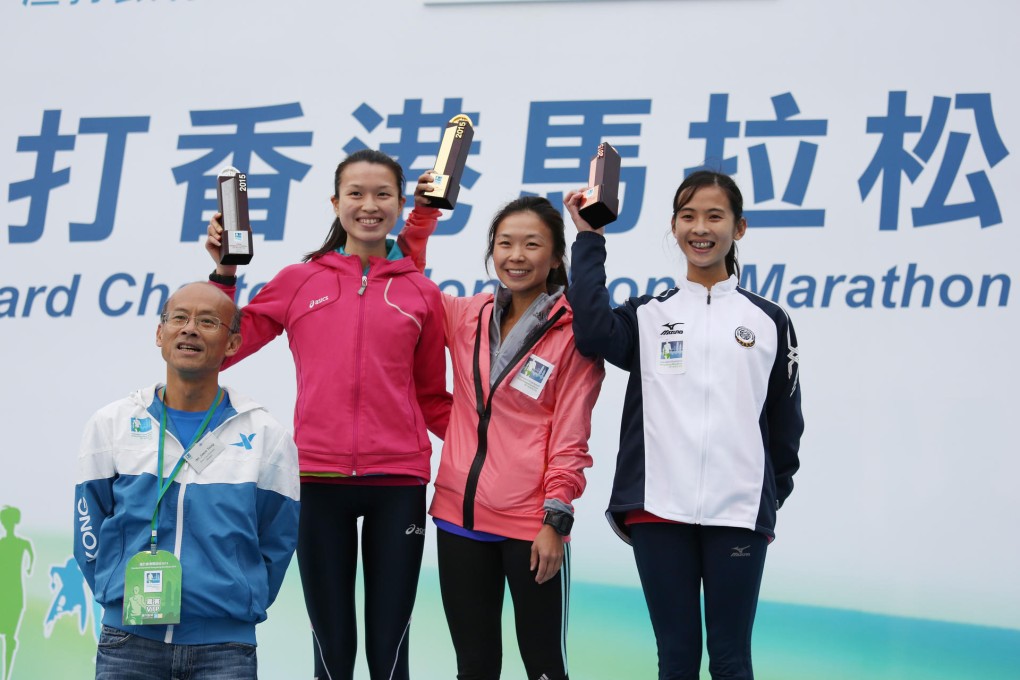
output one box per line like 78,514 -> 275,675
73,384 -> 300,645
568,232 -> 803,542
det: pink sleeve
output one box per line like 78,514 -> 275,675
542,341 -> 605,505
397,207 -> 442,273
414,283 -> 453,439
211,274 -> 289,370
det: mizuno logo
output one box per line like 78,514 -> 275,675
661,322 -> 684,335
731,545 -> 751,557
231,433 -> 256,450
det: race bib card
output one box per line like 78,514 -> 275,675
509,354 -> 555,399
183,431 -> 225,474
657,340 -> 686,374
123,550 -> 182,625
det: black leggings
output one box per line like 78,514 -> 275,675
298,483 -> 426,680
437,528 -> 570,680
630,523 -> 768,680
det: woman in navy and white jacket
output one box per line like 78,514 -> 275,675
564,170 -> 803,680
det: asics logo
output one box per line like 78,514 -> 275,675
309,295 -> 329,309
231,433 -> 256,450
405,524 -> 425,536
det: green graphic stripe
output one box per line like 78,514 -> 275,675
13,537 -> 1020,680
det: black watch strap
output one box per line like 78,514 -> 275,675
543,510 -> 574,536
209,271 -> 237,286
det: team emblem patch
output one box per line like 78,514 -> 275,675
734,326 -> 755,348
130,417 -> 152,433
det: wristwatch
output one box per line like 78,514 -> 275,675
209,271 -> 237,286
542,510 -> 573,536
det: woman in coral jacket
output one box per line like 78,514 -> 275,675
204,149 -> 451,680
401,194 -> 604,680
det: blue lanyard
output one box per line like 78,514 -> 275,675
148,387 -> 223,554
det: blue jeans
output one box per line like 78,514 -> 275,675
95,625 -> 257,680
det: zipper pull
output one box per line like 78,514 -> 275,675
707,291 -> 712,305
358,275 -> 368,296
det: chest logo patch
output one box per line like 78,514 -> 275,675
735,326 -> 756,348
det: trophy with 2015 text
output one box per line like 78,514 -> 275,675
424,114 -> 475,209
217,166 -> 253,265
578,142 -> 621,229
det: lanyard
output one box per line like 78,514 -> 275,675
148,387 -> 223,554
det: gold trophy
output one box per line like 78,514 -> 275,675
424,114 -> 475,209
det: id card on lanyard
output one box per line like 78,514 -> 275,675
123,388 -> 223,626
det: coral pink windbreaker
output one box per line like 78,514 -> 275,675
428,292 -> 605,542
213,239 -> 450,479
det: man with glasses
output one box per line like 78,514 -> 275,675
73,282 -> 300,679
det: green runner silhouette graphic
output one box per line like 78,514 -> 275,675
0,506 -> 34,680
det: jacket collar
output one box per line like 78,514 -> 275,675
484,289 -> 573,329
678,274 -> 738,297
132,383 -> 259,421
312,250 -> 417,277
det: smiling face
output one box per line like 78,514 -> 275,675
671,184 -> 746,288
156,283 -> 241,382
330,161 -> 406,257
491,210 -> 562,306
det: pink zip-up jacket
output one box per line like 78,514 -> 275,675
399,208 -> 605,541
430,293 -> 604,541
212,230 -> 450,479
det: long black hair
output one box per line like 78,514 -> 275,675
303,149 -> 405,262
485,195 -> 569,292
671,170 -> 744,279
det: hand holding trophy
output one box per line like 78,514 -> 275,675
216,167 -> 254,265
577,142 -> 621,229
423,115 -> 474,209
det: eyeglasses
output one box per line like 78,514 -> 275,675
161,312 -> 230,333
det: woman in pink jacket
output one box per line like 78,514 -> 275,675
204,150 -> 450,680
402,194 -> 604,680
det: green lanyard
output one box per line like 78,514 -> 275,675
149,387 -> 224,554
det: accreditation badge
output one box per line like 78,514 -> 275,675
656,339 -> 686,374
183,431 -> 225,474
123,550 -> 182,625
509,354 -> 555,399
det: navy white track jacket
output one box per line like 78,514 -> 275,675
568,232 -> 802,542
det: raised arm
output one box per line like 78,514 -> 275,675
207,271 -> 289,370
205,212 -> 238,280
563,190 -> 640,369
413,283 -> 453,439
201,213 -> 288,368
397,171 -> 443,273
